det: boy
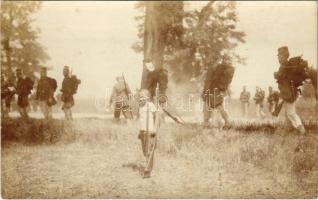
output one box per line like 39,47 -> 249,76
138,89 -> 157,178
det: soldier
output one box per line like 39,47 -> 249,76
60,66 -> 81,120
108,75 -> 133,121
254,86 -> 265,118
36,67 -> 57,120
274,46 -> 307,134
202,56 -> 235,128
15,68 -> 34,119
267,86 -> 280,114
1,73 -> 15,118
239,86 -> 250,117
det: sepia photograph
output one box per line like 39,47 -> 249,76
1,1 -> 317,199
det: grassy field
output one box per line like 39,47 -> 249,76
1,98 -> 318,198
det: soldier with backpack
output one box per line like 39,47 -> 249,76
274,46 -> 308,134
240,86 -> 251,117
108,75 -> 133,121
60,66 -> 81,120
1,73 -> 15,118
202,55 -> 235,128
15,68 -> 34,119
36,67 -> 57,120
267,86 -> 280,114
254,86 -> 266,118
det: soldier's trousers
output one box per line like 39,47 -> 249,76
203,101 -> 229,127
284,101 -> 302,129
114,102 -> 132,120
256,103 -> 265,118
39,101 -> 53,120
1,100 -> 9,118
241,102 -> 249,117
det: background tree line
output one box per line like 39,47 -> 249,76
132,1 -> 246,92
1,1 -> 49,82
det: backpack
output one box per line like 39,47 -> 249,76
69,75 -> 81,94
287,56 -> 308,87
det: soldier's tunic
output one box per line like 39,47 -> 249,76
110,81 -> 132,119
254,89 -> 265,118
240,90 -> 250,117
1,78 -> 15,118
61,77 -> 75,109
36,77 -> 57,119
16,77 -> 34,118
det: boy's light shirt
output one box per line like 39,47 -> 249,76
139,101 -> 157,132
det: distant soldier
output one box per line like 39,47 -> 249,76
254,86 -> 265,118
36,67 -> 57,120
138,89 -> 158,178
306,66 -> 317,99
240,86 -> 250,117
274,46 -> 308,134
202,56 -> 235,128
267,86 -> 280,114
60,66 -> 81,120
1,74 -> 15,118
15,68 -> 34,119
108,75 -> 133,120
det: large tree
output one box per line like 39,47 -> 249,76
133,1 -> 245,91
1,1 -> 49,80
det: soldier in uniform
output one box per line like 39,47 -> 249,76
202,56 -> 235,128
267,86 -> 280,114
108,75 -> 133,120
60,66 -> 81,120
274,46 -> 307,134
240,86 -> 250,117
254,86 -> 265,118
1,74 -> 15,118
36,67 -> 57,120
15,68 -> 34,119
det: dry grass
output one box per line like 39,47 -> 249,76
1,98 -> 318,198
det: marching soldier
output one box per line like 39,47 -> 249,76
108,75 -> 133,120
254,86 -> 265,118
15,68 -> 34,119
60,66 -> 81,120
267,86 -> 280,114
1,74 -> 15,118
274,46 -> 307,134
202,55 -> 235,128
36,67 -> 57,120
239,86 -> 250,117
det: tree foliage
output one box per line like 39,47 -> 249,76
133,1 -> 246,86
1,1 -> 49,80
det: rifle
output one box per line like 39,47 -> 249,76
272,101 -> 284,117
122,73 -> 133,119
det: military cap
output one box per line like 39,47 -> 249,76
277,46 -> 289,55
64,65 -> 70,71
40,67 -> 47,71
16,68 -> 22,72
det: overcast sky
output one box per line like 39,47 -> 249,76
33,1 -> 317,98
